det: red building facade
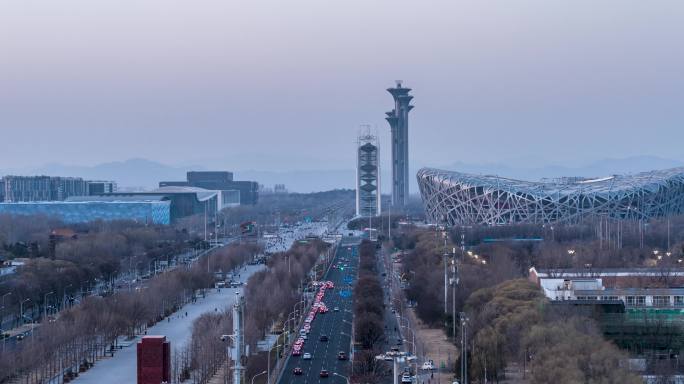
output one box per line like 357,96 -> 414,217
137,336 -> 170,384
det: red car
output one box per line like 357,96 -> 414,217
319,369 -> 329,378
293,367 -> 303,375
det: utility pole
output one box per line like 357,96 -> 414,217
232,293 -> 245,384
388,200 -> 391,240
460,312 -> 468,384
443,229 -> 448,317
452,247 -> 457,340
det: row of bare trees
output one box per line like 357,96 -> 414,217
0,242 -> 260,384
1,218 -> 196,325
241,239 -> 329,382
243,239 -> 328,346
352,240 -> 389,383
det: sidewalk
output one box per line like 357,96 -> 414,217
385,247 -> 458,384
71,263 -> 264,384
406,307 -> 458,384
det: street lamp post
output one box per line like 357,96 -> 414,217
20,298 -> 31,325
267,343 -> 285,384
251,370 -> 267,384
150,259 -> 157,276
1,292 -> 10,329
401,324 -> 416,357
62,283 -> 73,310
460,312 -> 469,384
44,291 -> 54,320
333,372 -> 350,384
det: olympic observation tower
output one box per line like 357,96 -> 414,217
386,81 -> 414,209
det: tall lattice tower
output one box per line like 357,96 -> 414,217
386,80 -> 414,209
356,129 -> 381,217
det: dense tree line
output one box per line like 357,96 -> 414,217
453,214 -> 684,266
352,240 -> 388,382
400,230 -> 518,329
0,216 -> 196,324
400,215 -> 684,329
392,224 -> 652,382
243,239 -> 329,346
464,279 -> 641,383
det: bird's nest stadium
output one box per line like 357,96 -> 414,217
417,167 -> 684,226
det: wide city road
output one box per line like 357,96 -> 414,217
278,236 -> 361,384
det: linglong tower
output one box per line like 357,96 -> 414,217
356,130 -> 381,218
386,81 -> 414,208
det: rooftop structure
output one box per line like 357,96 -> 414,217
159,171 -> 258,205
386,81 -> 414,209
530,267 -> 684,308
96,186 -> 239,222
417,167 -> 684,225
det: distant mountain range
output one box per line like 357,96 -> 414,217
436,155 -> 684,181
1,155 -> 682,193
0,159 -> 202,191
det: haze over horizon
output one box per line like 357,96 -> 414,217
2,1 -> 683,174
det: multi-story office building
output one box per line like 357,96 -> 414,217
356,132 -> 381,217
159,171 -> 258,205
87,180 -> 117,195
0,176 -> 117,202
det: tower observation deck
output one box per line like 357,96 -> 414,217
386,81 -> 414,209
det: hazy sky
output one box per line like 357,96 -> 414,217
1,1 -> 683,172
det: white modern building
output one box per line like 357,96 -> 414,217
530,267 -> 684,308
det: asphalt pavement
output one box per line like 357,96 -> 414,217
278,236 -> 361,384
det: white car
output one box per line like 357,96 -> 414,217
302,353 -> 312,360
421,361 -> 435,370
401,373 -> 412,383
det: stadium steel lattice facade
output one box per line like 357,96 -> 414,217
417,167 -> 684,226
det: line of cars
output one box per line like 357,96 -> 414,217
290,280 -> 347,378
291,280 -> 333,358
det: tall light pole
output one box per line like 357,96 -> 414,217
62,283 -> 73,309
204,201 -> 208,242
150,259 -> 157,276
20,298 -> 31,325
81,279 -> 91,298
44,291 -> 54,320
1,292 -> 10,329
452,247 -> 458,341
333,372 -> 350,384
460,312 -> 469,384
251,370 -> 266,384
0,292 -> 10,352
442,229 -> 448,317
